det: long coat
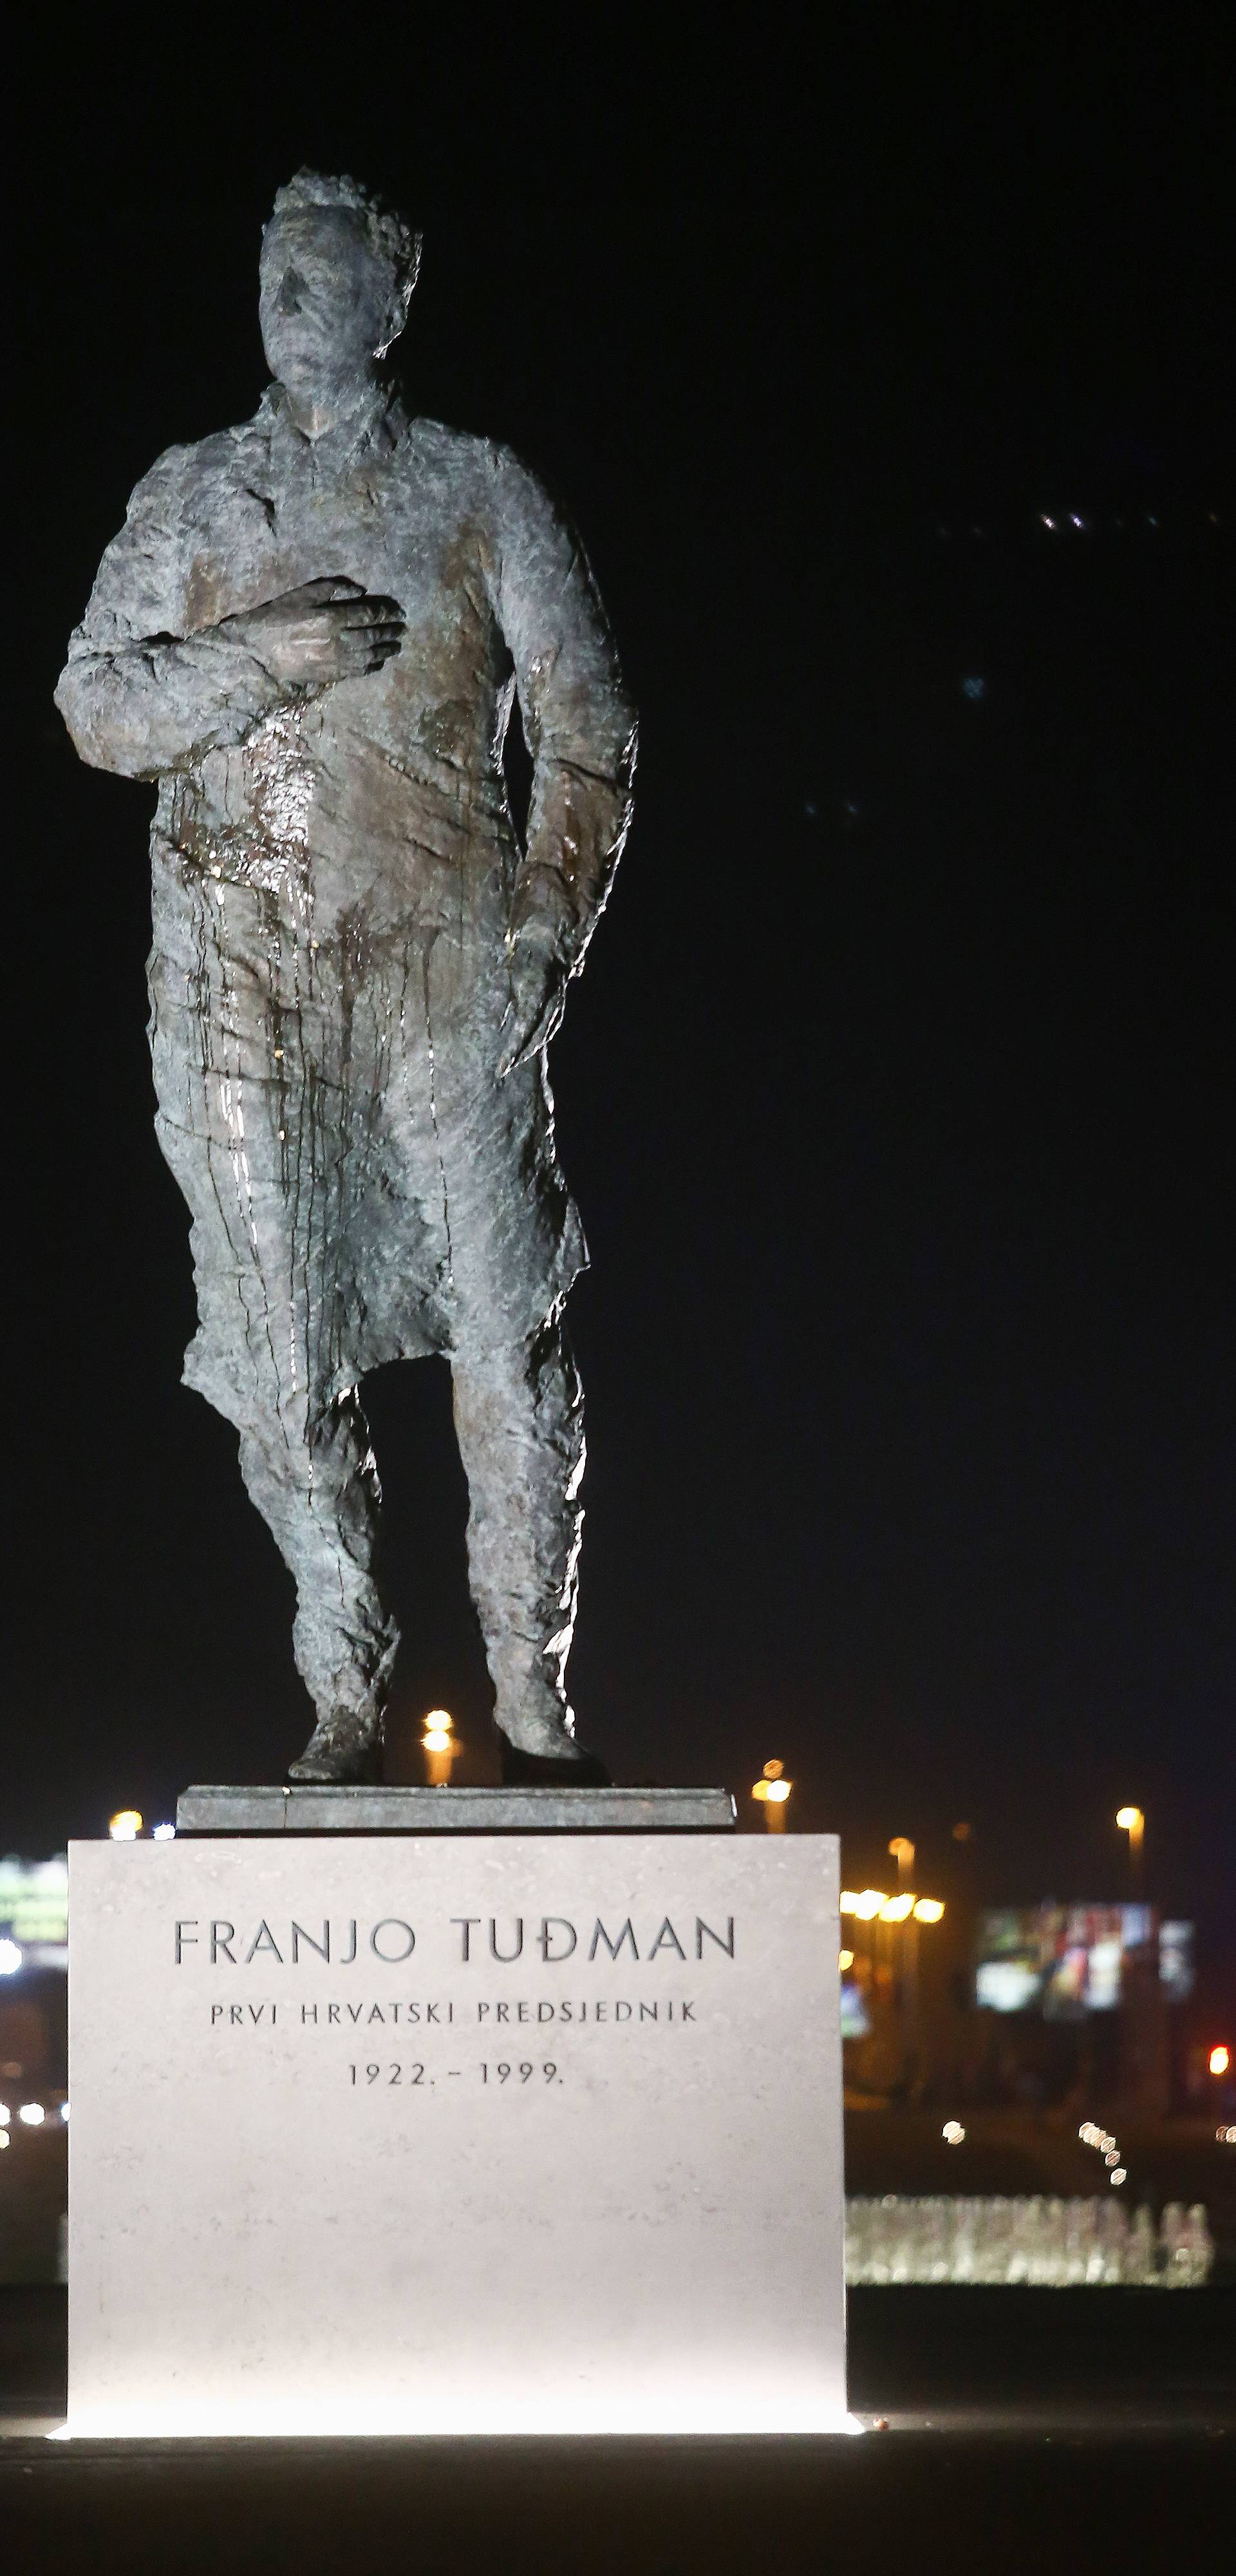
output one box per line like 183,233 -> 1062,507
55,386 -> 637,1429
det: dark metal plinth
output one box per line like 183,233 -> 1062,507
175,1784 -> 737,1835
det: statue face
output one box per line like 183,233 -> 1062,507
259,207 -> 399,396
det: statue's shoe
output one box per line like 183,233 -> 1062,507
500,1738 -> 612,1788
288,1716 -> 383,1785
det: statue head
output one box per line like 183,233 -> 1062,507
259,171 -> 422,419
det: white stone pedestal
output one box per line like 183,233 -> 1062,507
68,1832 -> 845,2436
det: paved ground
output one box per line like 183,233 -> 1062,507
1,2287 -> 1230,2570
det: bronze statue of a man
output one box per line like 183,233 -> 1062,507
56,171 -> 635,1783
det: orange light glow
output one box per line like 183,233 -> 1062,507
1210,2045 -> 1231,2078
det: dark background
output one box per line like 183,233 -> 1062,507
6,21 -> 1233,1982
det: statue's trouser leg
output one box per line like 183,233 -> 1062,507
451,1318 -> 585,1756
234,1386 -> 398,1736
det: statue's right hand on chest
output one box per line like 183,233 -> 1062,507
224,574 -> 405,689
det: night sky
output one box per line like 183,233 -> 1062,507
8,28 -> 1233,1978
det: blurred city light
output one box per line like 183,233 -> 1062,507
888,1836 -> 915,1871
751,1762 -> 791,1802
60,2103 -> 70,2122
1078,2121 -> 1130,2192
942,2121 -> 966,2145
0,2104 -> 10,2125
751,1762 -> 792,1830
19,2103 -> 44,2126
838,1949 -> 854,1972
0,2132 -> 8,2152
109,1811 -> 142,1842
0,1938 -> 23,1976
839,2195 -> 1215,2298
152,1823 -> 176,1841
840,1885 -> 944,1923
1210,2045 -> 1231,2078
421,1709 -> 458,1783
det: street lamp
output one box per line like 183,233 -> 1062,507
1116,1806 -> 1144,1893
751,1761 -> 792,1830
888,1837 -> 915,1886
108,1811 -> 142,1842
